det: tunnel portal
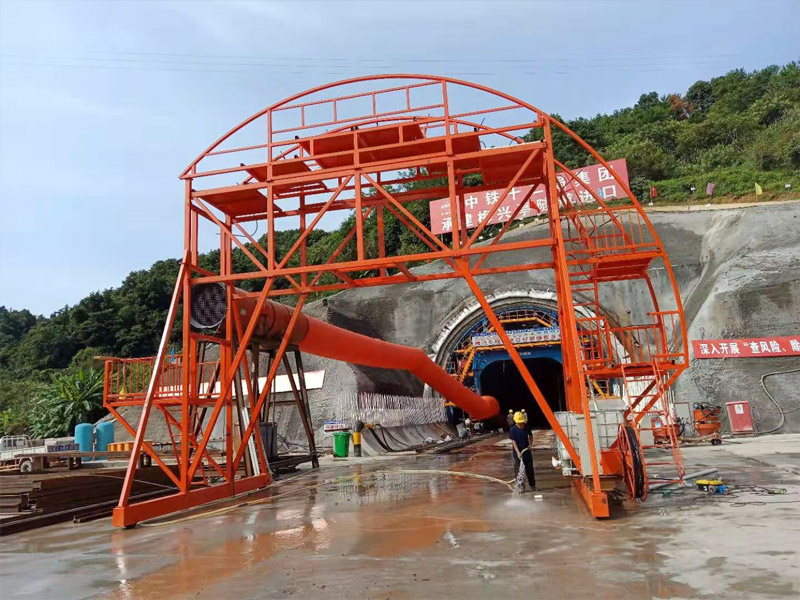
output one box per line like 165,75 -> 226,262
442,302 -> 566,430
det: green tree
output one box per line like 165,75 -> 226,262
29,369 -> 105,438
0,306 -> 41,371
10,313 -> 78,376
686,80 -> 715,116
0,376 -> 44,435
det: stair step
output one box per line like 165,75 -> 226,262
621,361 -> 686,486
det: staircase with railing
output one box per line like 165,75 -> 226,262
554,185 -> 687,493
621,363 -> 686,490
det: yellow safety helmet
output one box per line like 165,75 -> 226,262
513,411 -> 526,424
508,409 -> 513,414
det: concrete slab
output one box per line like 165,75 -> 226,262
707,433 -> 800,475
1,435 -> 798,599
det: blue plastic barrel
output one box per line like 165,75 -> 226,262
95,421 -> 114,461
74,423 -> 94,456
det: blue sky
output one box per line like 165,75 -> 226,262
0,0 -> 797,316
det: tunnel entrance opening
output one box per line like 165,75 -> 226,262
479,357 -> 565,430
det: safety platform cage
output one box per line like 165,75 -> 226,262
106,75 -> 689,526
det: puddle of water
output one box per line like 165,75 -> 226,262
105,515 -> 334,600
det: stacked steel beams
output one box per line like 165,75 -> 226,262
0,469 -> 177,535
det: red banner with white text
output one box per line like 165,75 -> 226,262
429,158 -> 629,235
692,336 -> 800,359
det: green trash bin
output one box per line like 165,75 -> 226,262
333,431 -> 351,458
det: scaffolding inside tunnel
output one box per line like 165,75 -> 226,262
106,75 -> 689,525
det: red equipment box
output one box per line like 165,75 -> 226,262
726,401 -> 755,434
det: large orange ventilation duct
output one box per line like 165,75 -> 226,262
191,284 -> 499,420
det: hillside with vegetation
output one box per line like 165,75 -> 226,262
1,62 -> 798,437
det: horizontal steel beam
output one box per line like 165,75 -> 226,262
112,474 -> 268,527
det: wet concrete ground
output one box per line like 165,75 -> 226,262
1,434 -> 799,599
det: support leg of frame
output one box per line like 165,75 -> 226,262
112,474 -> 268,528
572,478 -> 610,519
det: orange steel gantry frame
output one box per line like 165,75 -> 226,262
107,75 -> 688,526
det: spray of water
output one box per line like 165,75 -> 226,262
514,460 -> 527,495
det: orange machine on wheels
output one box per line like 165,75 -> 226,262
104,75 -> 688,526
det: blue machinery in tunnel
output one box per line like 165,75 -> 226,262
444,303 -> 569,426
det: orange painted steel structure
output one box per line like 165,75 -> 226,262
194,286 -> 499,419
107,75 -> 688,526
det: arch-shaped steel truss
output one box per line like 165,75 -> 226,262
106,75 -> 688,525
